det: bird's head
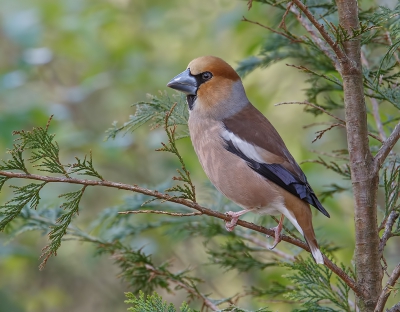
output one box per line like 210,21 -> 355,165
167,56 -> 248,119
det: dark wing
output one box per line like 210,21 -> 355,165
222,104 -> 330,218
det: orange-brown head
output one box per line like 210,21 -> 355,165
167,56 -> 249,119
187,56 -> 240,81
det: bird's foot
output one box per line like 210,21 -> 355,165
266,215 -> 284,249
225,211 -> 240,232
266,225 -> 283,249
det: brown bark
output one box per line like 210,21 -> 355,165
336,1 -> 383,311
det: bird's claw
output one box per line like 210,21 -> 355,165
266,225 -> 283,249
267,235 -> 281,250
225,211 -> 238,232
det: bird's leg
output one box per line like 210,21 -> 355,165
225,209 -> 251,232
267,214 -> 285,250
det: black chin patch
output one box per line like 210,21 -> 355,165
186,95 -> 197,110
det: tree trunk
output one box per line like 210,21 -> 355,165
336,1 -> 383,311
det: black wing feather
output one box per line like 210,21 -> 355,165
224,139 -> 330,218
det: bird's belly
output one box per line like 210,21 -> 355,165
213,168 -> 282,213
194,143 -> 282,213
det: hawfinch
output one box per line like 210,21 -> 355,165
167,56 -> 329,264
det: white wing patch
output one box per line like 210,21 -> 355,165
221,129 -> 265,163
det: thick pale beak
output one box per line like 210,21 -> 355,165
167,69 -> 198,95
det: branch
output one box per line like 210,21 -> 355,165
379,211 -> 399,255
312,123 -> 343,143
121,210 -> 295,260
158,103 -> 196,202
387,302 -> 400,312
335,1 -> 386,307
275,101 -> 345,124
119,210 -> 202,217
278,1 -> 293,31
240,233 -> 295,262
288,2 -> 342,72
291,0 -> 348,65
286,63 -> 343,86
241,16 -> 301,42
374,121 -> 400,172
385,31 -> 400,65
374,263 -> 400,312
303,121 -> 341,129
276,101 -> 384,143
0,170 -> 364,298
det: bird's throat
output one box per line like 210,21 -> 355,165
186,95 -> 197,110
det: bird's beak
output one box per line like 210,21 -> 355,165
167,69 -> 198,95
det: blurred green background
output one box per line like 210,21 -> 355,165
0,0 -> 398,311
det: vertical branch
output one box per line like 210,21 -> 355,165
336,1 -> 382,311
374,264 -> 400,312
374,122 -> 400,172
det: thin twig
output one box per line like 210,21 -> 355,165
240,233 -> 295,261
379,211 -> 399,254
385,31 -> 400,65
303,121 -> 339,129
309,149 -> 349,161
275,101 -> 345,123
291,0 -> 347,62
378,215 -> 387,233
144,264 -> 219,311
368,132 -> 384,143
241,16 -> 301,42
45,115 -> 54,131
374,263 -> 400,312
371,97 -> 387,142
301,157 -> 350,178
278,1 -> 293,31
381,256 -> 390,278
286,63 -> 343,86
312,123 -> 343,143
119,210 -> 202,217
159,102 -> 196,202
289,1 -> 344,71
0,169 -> 364,298
387,302 -> 400,312
276,101 -> 384,142
361,50 -> 387,142
374,121 -> 400,173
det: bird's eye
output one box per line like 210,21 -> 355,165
201,72 -> 212,81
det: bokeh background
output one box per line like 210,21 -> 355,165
0,0 -> 398,311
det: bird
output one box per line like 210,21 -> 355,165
167,56 -> 330,264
